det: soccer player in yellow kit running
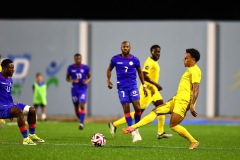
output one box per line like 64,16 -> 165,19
108,44 -> 172,139
122,48 -> 201,150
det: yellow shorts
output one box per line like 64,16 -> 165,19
139,84 -> 163,109
156,96 -> 190,117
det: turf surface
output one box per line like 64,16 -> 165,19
0,121 -> 240,160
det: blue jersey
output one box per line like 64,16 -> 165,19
67,64 -> 90,90
0,72 -> 14,105
109,54 -> 141,89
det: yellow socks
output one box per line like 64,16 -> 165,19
171,125 -> 197,142
157,115 -> 165,134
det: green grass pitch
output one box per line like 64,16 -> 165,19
0,121 -> 240,160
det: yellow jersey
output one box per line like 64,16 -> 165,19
142,57 -> 160,86
0,65 -> 2,72
176,64 -> 202,101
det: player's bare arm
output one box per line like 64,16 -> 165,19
190,82 -> 200,117
106,66 -> 113,89
137,67 -> 148,96
83,72 -> 91,84
66,73 -> 71,82
66,73 -> 79,83
143,72 -> 162,91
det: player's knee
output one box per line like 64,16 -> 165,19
23,105 -> 35,115
170,125 -> 177,131
29,107 -> 36,115
152,108 -> 157,113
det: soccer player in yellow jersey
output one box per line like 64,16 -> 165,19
0,54 -> 6,128
122,48 -> 201,150
108,44 -> 172,140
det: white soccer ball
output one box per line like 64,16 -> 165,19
91,133 -> 106,147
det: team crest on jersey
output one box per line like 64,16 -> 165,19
145,66 -> 149,70
129,61 -> 133,65
80,69 -> 84,73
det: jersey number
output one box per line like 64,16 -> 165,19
76,73 -> 82,79
121,91 -> 125,97
72,96 -> 78,102
6,86 -> 11,92
124,66 -> 128,72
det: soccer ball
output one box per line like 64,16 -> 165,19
91,133 -> 106,147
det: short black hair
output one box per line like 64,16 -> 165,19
74,53 -> 81,57
186,48 -> 200,62
1,59 -> 13,68
150,44 -> 161,52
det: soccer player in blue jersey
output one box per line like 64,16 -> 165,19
66,53 -> 91,130
0,54 -> 6,128
108,44 -> 172,139
107,41 -> 148,142
0,59 -> 45,145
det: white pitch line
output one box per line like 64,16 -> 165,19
6,121 -> 60,126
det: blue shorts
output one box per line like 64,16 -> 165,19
117,85 -> 140,105
71,88 -> 88,105
0,103 -> 26,119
